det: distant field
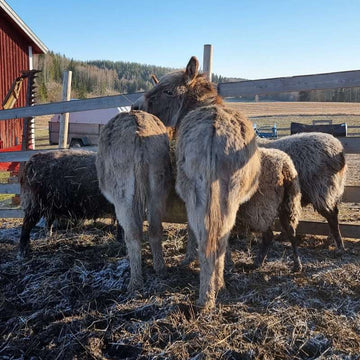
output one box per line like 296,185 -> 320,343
226,101 -> 360,117
226,101 -> 360,137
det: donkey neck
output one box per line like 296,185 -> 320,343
185,90 -> 223,114
198,94 -> 223,107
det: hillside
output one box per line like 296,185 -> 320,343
33,52 -> 234,103
32,52 -> 360,103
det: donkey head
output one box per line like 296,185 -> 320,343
132,56 -> 222,127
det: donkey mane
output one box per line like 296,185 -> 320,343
187,72 -> 223,106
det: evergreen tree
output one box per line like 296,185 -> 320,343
33,52 -> 360,103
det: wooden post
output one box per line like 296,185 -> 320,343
21,69 -> 40,151
58,70 -> 72,149
203,44 -> 213,82
28,46 -> 35,149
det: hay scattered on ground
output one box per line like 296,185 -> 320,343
0,221 -> 359,359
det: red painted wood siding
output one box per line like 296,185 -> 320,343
0,9 -> 28,149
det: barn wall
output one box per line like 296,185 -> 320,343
0,10 -> 29,149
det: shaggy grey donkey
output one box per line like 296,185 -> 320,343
184,147 -> 303,271
96,110 -> 172,292
259,132 -> 347,252
133,56 -> 261,309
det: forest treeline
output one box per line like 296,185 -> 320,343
33,51 -> 360,103
33,52 -> 230,103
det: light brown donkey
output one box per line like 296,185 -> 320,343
96,110 -> 172,291
133,57 -> 261,309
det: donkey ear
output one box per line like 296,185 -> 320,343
185,56 -> 199,82
151,74 -> 159,85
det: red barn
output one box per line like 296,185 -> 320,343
0,0 -> 48,151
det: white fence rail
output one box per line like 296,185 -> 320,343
217,70 -> 360,97
0,93 -> 142,120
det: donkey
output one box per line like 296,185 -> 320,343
258,133 -> 347,252
184,147 -> 302,272
96,110 -> 172,291
133,56 -> 261,309
18,150 -> 118,258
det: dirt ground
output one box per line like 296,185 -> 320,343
0,102 -> 359,359
0,220 -> 359,359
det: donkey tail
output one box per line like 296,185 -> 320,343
204,130 -> 223,257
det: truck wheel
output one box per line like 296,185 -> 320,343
70,139 -> 83,148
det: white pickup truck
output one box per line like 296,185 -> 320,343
48,106 -> 131,147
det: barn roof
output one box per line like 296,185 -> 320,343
0,0 -> 48,54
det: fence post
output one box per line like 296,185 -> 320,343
58,70 -> 72,149
203,44 -> 213,82
28,46 -> 35,149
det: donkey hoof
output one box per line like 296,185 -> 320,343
127,279 -> 144,295
217,287 -> 230,301
181,256 -> 194,267
292,263 -> 303,273
334,247 -> 345,257
157,266 -> 168,279
118,245 -> 127,257
17,246 -> 31,260
252,261 -> 261,269
154,260 -> 167,276
253,256 -> 265,269
195,298 -> 215,312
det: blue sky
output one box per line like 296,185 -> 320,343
6,0 -> 360,79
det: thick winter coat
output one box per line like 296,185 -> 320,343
96,110 -> 172,292
19,150 -> 115,257
133,56 -> 261,309
259,132 -> 347,250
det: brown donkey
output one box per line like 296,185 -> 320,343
96,111 -> 172,291
133,57 -> 261,309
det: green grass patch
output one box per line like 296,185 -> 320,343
0,172 -> 10,183
0,194 -> 14,209
0,173 -> 16,209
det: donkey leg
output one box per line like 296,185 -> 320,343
115,205 -> 144,292
224,247 -> 234,272
198,247 -> 217,309
280,222 -> 302,271
254,228 -> 274,268
18,210 -> 41,259
116,221 -> 125,242
182,225 -> 198,266
147,203 -> 166,274
45,215 -> 54,238
124,224 -> 144,292
319,205 -> 345,252
289,234 -> 302,272
214,233 -> 229,292
116,221 -> 126,256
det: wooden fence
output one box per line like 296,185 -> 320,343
217,70 -> 360,97
0,65 -> 359,238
